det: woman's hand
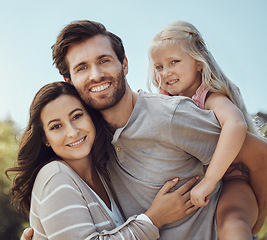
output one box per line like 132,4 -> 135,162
145,177 -> 199,228
20,228 -> 33,240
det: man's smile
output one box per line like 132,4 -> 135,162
90,82 -> 111,92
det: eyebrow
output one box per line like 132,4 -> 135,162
69,108 -> 83,116
73,61 -> 87,72
46,108 -> 83,127
72,54 -> 115,72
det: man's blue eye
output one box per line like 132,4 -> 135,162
78,66 -> 86,71
100,59 -> 109,64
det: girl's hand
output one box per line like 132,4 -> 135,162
190,178 -> 216,207
145,177 -> 199,228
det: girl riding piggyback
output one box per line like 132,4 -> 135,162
148,21 -> 264,239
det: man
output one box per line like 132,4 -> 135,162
22,20 -> 265,239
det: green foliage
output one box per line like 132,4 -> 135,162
0,179 -> 28,240
257,219 -> 267,239
0,121 -> 28,239
260,123 -> 267,138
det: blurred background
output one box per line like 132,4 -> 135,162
0,0 -> 266,239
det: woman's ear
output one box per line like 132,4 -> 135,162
42,137 -> 50,147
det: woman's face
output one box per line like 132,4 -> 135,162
41,95 -> 96,163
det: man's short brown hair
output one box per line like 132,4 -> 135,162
52,20 -> 125,79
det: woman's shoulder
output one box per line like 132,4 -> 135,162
33,161 -> 76,191
37,160 -> 70,178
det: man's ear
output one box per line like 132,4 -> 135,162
122,56 -> 128,76
63,77 -> 72,84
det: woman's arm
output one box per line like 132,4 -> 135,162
27,170 -> 198,240
190,92 -> 247,207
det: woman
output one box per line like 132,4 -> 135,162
6,81 -> 198,239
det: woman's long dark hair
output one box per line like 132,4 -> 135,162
5,81 -> 110,213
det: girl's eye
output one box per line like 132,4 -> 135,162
172,60 -> 180,64
73,113 -> 84,121
155,65 -> 163,71
50,123 -> 61,131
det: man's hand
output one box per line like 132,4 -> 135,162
20,228 -> 33,240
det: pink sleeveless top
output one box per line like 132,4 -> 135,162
192,84 -> 209,110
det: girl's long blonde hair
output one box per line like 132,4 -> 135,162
148,21 -> 259,135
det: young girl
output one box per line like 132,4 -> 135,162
148,21 -> 266,239
6,81 -> 198,240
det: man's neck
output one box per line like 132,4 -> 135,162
100,85 -> 138,132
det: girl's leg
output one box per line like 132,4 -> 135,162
217,178 -> 258,240
235,132 -> 267,233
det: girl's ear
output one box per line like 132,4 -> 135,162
196,61 -> 203,71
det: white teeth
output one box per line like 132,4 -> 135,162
68,137 -> 85,147
90,83 -> 110,92
168,79 -> 178,85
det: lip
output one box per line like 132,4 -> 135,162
67,136 -> 87,147
90,82 -> 111,93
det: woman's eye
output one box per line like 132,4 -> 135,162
73,113 -> 84,120
50,124 -> 61,131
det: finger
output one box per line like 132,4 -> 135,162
158,178 -> 179,195
21,228 -> 33,240
180,191 -> 191,202
176,177 -> 198,195
203,196 -> 210,206
185,205 -> 199,215
185,199 -> 194,208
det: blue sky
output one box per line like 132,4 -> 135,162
0,0 -> 266,129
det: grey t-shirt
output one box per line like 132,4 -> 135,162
107,91 -> 222,240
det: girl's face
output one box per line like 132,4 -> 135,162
41,95 -> 96,164
152,42 -> 202,97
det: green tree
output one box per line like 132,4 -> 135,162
0,120 -> 28,240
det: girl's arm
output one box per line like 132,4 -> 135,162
203,92 -> 247,184
191,92 -> 247,207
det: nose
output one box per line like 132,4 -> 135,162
162,67 -> 172,79
66,122 -> 79,138
89,65 -> 104,81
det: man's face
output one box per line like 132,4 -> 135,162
65,35 -> 128,111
